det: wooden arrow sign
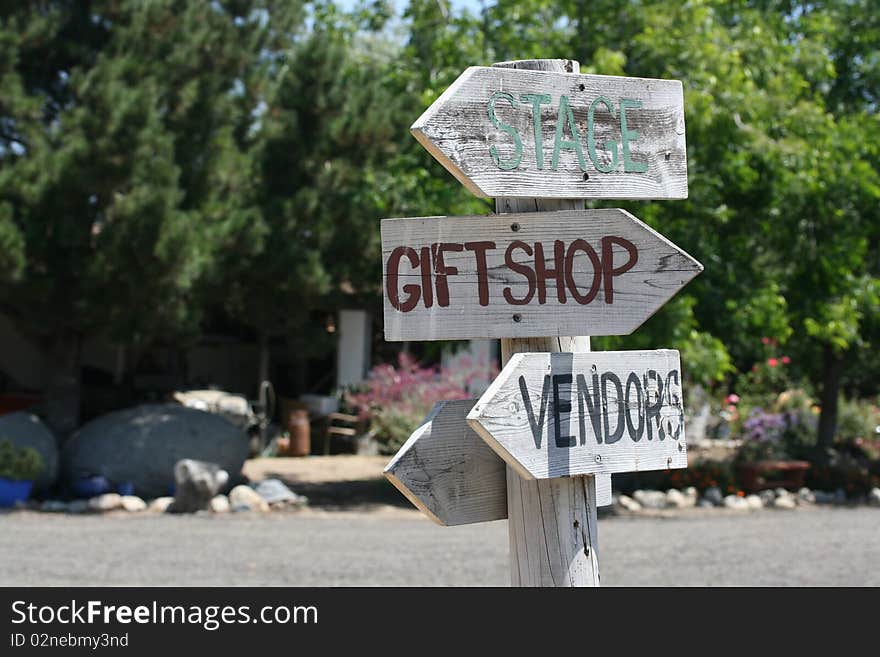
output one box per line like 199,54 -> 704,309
382,209 -> 702,341
467,350 -> 688,480
412,66 -> 687,199
384,399 -> 611,525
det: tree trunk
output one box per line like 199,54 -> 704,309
817,343 -> 844,451
43,332 -> 83,439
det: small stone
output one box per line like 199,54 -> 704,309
665,489 -> 688,508
774,487 -> 791,499
616,495 -> 642,512
41,500 -> 68,513
723,494 -> 749,510
148,497 -> 174,513
120,496 -> 147,512
867,488 -> 880,507
798,487 -> 816,504
229,485 -> 269,512
253,479 -> 305,506
813,490 -> 835,505
759,489 -> 777,506
210,495 -> 230,513
682,487 -> 698,507
773,495 -> 797,509
88,493 -> 122,512
697,499 -> 715,508
745,494 -> 763,510
68,500 -> 90,514
702,487 -> 723,507
834,489 -> 847,504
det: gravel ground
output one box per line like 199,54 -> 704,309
1,506 -> 878,586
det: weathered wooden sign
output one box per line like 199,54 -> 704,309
384,400 -> 612,525
411,66 -> 687,199
467,350 -> 687,480
382,209 -> 702,341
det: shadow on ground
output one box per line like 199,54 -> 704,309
250,471 -> 410,509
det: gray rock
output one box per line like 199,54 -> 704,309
682,487 -> 698,507
633,489 -> 667,509
665,489 -> 688,508
834,489 -> 847,504
148,497 -> 174,513
702,487 -> 724,506
867,488 -> 880,507
210,495 -> 230,513
0,412 -> 59,493
40,500 -> 68,513
616,495 -> 642,512
745,494 -> 764,510
62,404 -> 248,499
697,499 -> 715,508
67,499 -> 90,514
253,479 -> 306,507
775,487 -> 791,499
168,459 -> 228,513
120,496 -> 146,512
229,485 -> 269,512
773,495 -> 797,509
798,487 -> 816,504
723,495 -> 750,510
813,490 -> 835,505
759,489 -> 777,506
88,493 -> 122,512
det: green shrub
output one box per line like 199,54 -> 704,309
0,438 -> 43,481
836,397 -> 880,449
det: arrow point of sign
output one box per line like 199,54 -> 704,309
466,355 -> 537,482
385,399 -> 509,526
410,67 -> 491,199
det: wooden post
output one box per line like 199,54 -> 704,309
494,58 -> 599,587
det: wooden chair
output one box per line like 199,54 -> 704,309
323,412 -> 362,455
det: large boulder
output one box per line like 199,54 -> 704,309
62,404 -> 248,499
0,412 -> 59,493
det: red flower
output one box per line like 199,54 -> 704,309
767,358 -> 779,367
761,337 -> 770,345
781,356 -> 791,364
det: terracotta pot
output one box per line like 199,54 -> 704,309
736,460 -> 810,493
284,408 -> 310,457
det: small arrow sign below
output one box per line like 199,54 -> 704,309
467,350 -> 688,480
384,400 -> 611,525
412,66 -> 687,199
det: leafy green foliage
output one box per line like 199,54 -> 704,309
0,439 -> 43,482
0,0 -> 877,441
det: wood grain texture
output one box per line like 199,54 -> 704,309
411,65 -> 687,199
383,399 -> 612,526
468,350 -> 688,480
383,400 -> 505,526
493,58 -> 599,588
382,209 -> 702,341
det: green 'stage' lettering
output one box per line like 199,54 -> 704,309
551,95 -> 587,172
587,96 -> 619,173
487,92 -> 523,170
619,98 -> 648,173
486,93 -> 649,174
519,93 -> 551,169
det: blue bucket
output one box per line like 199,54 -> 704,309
0,478 -> 33,508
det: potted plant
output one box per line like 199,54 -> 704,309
0,439 -> 44,508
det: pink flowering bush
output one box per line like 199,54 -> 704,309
344,353 -> 498,454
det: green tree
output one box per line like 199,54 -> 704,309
0,1 -> 304,433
